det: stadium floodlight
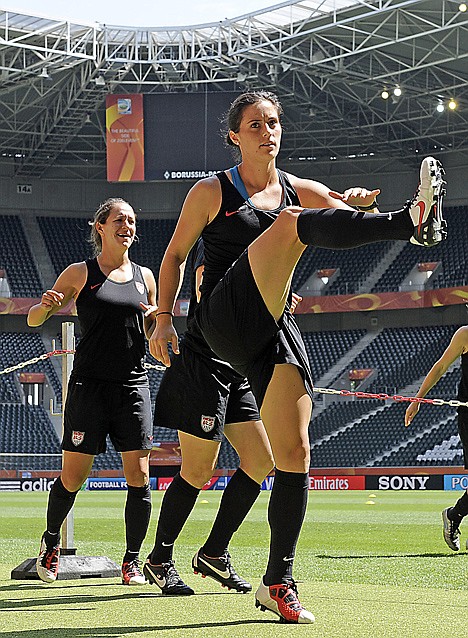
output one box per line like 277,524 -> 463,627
236,71 -> 247,82
448,99 -> 457,110
95,74 -> 106,87
394,86 -> 402,97
281,61 -> 292,72
436,102 -> 445,113
381,89 -> 389,100
459,3 -> 467,12
39,67 -> 51,80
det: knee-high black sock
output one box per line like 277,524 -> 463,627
202,468 -> 261,557
264,469 -> 309,586
45,476 -> 79,547
123,483 -> 152,561
449,490 -> 468,526
296,207 -> 413,249
149,473 -> 200,564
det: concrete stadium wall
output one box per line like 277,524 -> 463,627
0,153 -> 466,217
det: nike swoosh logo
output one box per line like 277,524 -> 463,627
283,556 -> 294,562
90,283 -> 101,289
225,210 -> 239,217
416,201 -> 425,234
198,556 -> 230,579
161,542 -> 173,547
145,564 -> 166,587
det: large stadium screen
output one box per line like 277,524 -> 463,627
143,91 -> 238,181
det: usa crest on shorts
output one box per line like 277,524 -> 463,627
201,415 -> 216,432
71,430 -> 85,446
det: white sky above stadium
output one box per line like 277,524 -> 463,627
6,0 -> 281,27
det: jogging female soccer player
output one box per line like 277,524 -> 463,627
405,325 -> 468,551
28,198 -> 157,586
149,90 -> 446,623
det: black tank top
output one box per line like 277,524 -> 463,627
183,170 -> 301,360
73,258 -> 148,385
200,169 -> 301,297
458,350 -> 468,415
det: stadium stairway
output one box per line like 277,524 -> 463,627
314,329 -> 382,397
20,215 -> 56,290
357,240 -> 407,293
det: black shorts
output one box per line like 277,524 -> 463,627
195,251 -> 313,408
63,375 -> 153,455
153,342 -> 260,442
457,411 -> 468,469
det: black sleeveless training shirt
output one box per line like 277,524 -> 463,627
183,169 -> 301,362
73,258 -> 148,385
200,169 -> 301,298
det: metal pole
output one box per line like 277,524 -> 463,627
61,321 -> 76,553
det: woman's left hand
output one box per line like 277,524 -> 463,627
329,187 -> 380,209
290,292 -> 303,314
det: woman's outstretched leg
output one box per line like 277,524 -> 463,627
297,156 -> 446,249
248,156 -> 446,321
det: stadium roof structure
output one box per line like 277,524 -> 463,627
0,0 -> 467,179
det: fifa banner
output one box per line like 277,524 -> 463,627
106,94 -> 144,182
366,475 -> 444,490
444,475 -> 468,491
157,476 -> 230,491
149,443 -> 182,466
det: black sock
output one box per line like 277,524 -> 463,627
296,207 -> 413,249
124,483 -> 152,560
45,476 -> 78,545
202,468 -> 261,557
449,491 -> 468,525
149,473 -> 200,564
264,469 -> 309,586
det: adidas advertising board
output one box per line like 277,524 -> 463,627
0,478 -> 55,491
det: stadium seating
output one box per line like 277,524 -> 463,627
2,206 -> 468,472
292,242 -> 388,295
0,215 -> 43,296
372,207 -> 467,292
303,329 -> 366,382
37,216 -> 193,298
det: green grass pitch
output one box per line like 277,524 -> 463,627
1,490 -> 467,637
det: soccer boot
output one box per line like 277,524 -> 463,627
36,534 -> 60,583
143,558 -> 194,595
192,548 -> 252,593
121,558 -> 146,585
408,156 -> 447,246
255,578 -> 315,624
442,507 -> 460,551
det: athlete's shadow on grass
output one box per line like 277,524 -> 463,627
0,583 -> 262,613
0,619 -> 278,637
316,551 -> 466,559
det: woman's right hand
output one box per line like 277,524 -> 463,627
148,316 -> 179,367
40,289 -> 64,310
404,402 -> 420,427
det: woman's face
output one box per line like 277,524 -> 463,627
99,202 -> 136,250
229,99 -> 282,161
